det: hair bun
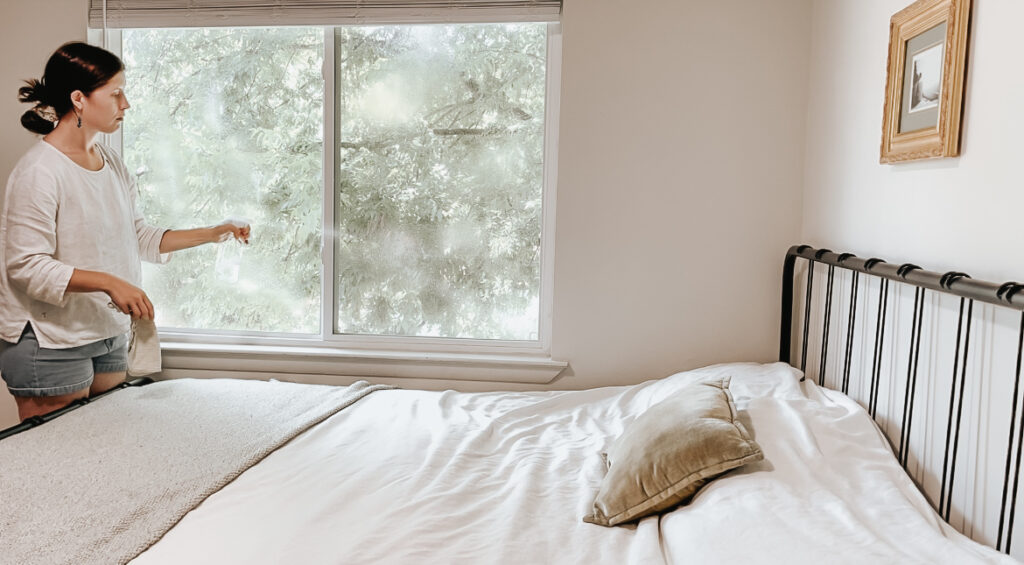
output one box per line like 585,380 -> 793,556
17,79 -> 48,105
20,108 -> 56,135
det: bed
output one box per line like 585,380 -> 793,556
2,245 -> 1023,564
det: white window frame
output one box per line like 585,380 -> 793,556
94,23 -> 565,384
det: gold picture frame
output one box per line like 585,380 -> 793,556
880,0 -> 971,163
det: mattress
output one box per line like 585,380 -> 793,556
130,362 -> 1016,564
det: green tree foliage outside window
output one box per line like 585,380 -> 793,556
123,23 -> 547,341
123,27 -> 324,334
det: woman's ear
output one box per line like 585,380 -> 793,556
70,90 -> 84,111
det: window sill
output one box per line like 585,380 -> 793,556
159,341 -> 568,384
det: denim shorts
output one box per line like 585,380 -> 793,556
0,324 -> 128,397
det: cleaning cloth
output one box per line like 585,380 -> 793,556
127,318 -> 161,376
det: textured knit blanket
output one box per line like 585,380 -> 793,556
0,378 -> 391,565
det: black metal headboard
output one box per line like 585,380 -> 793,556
780,244 -> 1024,556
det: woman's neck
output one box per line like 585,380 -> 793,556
43,115 -> 103,171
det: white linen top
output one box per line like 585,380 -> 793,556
0,140 -> 169,349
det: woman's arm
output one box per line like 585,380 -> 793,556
65,220 -> 250,319
125,174 -> 250,257
158,222 -> 251,254
66,269 -> 154,320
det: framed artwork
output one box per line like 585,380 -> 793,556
879,0 -> 971,163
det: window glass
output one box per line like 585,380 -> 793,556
122,28 -> 323,334
122,23 -> 548,342
334,24 -> 547,340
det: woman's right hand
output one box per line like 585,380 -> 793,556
103,275 -> 154,320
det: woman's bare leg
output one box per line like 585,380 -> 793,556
14,372 -> 127,421
90,371 -> 127,396
14,389 -> 89,421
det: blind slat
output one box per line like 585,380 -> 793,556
89,1 -> 562,28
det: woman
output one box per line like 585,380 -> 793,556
0,42 -> 251,421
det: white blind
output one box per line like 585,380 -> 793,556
88,0 -> 561,28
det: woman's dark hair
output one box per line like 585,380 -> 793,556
18,42 -> 124,135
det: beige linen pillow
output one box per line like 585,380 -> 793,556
584,376 -> 763,526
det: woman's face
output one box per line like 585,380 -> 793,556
81,71 -> 130,134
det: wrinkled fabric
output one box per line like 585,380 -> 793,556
135,363 -> 1016,565
0,141 -> 169,348
585,376 -> 763,526
1,378 -> 389,565
127,318 -> 160,377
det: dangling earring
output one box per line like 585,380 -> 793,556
76,112 -> 82,128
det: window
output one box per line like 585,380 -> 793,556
120,23 -> 556,346
123,28 -> 323,335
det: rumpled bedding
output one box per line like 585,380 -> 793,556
132,363 -> 1017,564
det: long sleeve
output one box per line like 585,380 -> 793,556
0,141 -> 143,348
4,167 -> 74,306
128,176 -> 170,264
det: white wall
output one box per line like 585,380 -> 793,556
0,0 -> 86,428
802,0 -> 1024,283
0,0 -> 813,426
551,0 -> 811,388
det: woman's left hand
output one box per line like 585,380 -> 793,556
213,220 -> 251,244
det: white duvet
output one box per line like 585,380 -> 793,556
133,363 -> 1017,564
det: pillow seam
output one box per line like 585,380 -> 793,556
722,384 -> 758,448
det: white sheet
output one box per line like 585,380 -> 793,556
133,363 -> 1018,564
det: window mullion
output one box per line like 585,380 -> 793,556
321,26 -> 337,341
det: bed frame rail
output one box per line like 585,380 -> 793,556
0,377 -> 154,441
780,244 -> 1024,555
